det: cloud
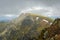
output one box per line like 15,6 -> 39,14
0,0 -> 60,18
19,6 -> 53,17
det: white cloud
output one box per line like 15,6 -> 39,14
4,14 -> 18,18
0,0 -> 60,19
20,6 -> 54,17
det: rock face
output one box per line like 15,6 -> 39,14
45,18 -> 60,40
0,13 -> 53,40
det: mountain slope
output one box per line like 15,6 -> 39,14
11,13 -> 53,40
0,13 -> 53,40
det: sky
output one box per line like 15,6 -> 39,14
0,0 -> 60,19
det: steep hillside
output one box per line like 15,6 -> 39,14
44,18 -> 60,40
0,13 -> 53,40
11,13 -> 53,40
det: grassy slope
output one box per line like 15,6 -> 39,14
0,13 -> 54,40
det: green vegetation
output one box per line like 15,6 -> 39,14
0,13 -> 54,40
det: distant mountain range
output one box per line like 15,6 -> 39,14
0,16 -> 16,22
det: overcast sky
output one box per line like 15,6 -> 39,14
0,0 -> 60,18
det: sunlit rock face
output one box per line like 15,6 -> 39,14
0,13 -> 54,40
